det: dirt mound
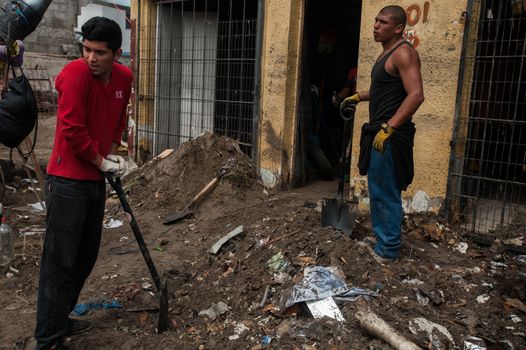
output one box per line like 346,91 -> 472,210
125,132 -> 261,212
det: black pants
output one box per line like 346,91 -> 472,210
34,175 -> 105,349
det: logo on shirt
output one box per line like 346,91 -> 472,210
116,91 -> 124,99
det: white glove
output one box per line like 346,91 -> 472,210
100,155 -> 126,177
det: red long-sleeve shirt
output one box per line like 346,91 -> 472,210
47,59 -> 132,180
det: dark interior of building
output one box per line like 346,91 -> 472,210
462,0 -> 525,203
297,0 -> 362,185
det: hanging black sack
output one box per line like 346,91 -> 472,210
0,73 -> 38,148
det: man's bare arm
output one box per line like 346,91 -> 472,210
388,46 -> 424,128
357,90 -> 370,101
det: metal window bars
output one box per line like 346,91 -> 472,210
24,67 -> 56,115
447,0 -> 526,233
135,0 -> 260,162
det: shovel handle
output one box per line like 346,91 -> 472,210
190,177 -> 218,204
105,173 -> 163,293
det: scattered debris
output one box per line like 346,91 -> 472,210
408,317 -> 455,347
198,302 -> 229,320
504,298 -> 526,313
285,266 -> 377,308
453,242 -> 469,254
267,252 -> 289,272
409,190 -> 430,213
305,297 -> 345,322
510,314 -> 522,323
228,322 -> 250,341
476,294 -> 490,304
72,299 -> 123,316
463,336 -> 487,350
104,218 -> 124,229
355,311 -> 420,350
209,225 -> 244,254
2,132 -> 525,348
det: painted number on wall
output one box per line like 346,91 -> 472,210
404,1 -> 430,48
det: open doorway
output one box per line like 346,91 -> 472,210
296,0 -> 362,185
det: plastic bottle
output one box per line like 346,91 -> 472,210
0,216 -> 14,266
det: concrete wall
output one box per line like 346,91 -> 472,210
353,0 -> 469,200
23,0 -> 79,56
257,0 -> 304,189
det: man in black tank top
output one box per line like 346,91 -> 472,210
341,5 -> 424,262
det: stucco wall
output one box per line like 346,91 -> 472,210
257,0 -> 304,189
353,0 -> 468,199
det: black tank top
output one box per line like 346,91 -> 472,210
369,41 -> 410,123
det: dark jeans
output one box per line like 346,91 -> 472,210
34,175 -> 105,349
368,143 -> 403,259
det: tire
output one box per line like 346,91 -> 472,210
306,143 -> 333,180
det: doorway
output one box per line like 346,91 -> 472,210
297,0 -> 362,185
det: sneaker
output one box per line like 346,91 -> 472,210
357,241 -> 397,265
67,318 -> 92,336
371,251 -> 397,265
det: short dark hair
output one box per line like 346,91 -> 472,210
380,5 -> 407,27
81,17 -> 122,52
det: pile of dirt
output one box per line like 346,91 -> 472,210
125,132 -> 262,213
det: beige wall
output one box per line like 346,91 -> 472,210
257,0 -> 304,189
131,0 -> 157,161
354,0 -> 468,199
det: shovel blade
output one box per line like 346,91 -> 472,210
163,208 -> 193,225
321,198 -> 356,235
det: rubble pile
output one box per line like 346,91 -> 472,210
125,132 -> 260,211
0,134 -> 525,349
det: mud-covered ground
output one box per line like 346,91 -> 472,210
1,133 -> 525,349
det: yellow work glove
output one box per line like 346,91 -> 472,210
340,93 -> 360,114
373,123 -> 396,153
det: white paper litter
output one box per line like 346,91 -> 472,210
103,218 -> 124,229
453,242 -> 468,254
305,297 -> 345,322
28,202 -> 45,212
476,294 -> 490,304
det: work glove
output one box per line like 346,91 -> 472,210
372,123 -> 396,154
331,91 -> 342,107
99,154 -> 127,177
340,93 -> 360,114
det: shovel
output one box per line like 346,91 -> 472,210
163,158 -> 235,225
105,173 -> 169,333
321,106 -> 357,235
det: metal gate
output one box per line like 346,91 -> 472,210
135,0 -> 262,160
446,0 -> 526,233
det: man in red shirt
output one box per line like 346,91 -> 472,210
34,17 -> 132,349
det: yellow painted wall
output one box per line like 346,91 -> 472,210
257,0 -> 304,188
354,0 -> 469,198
